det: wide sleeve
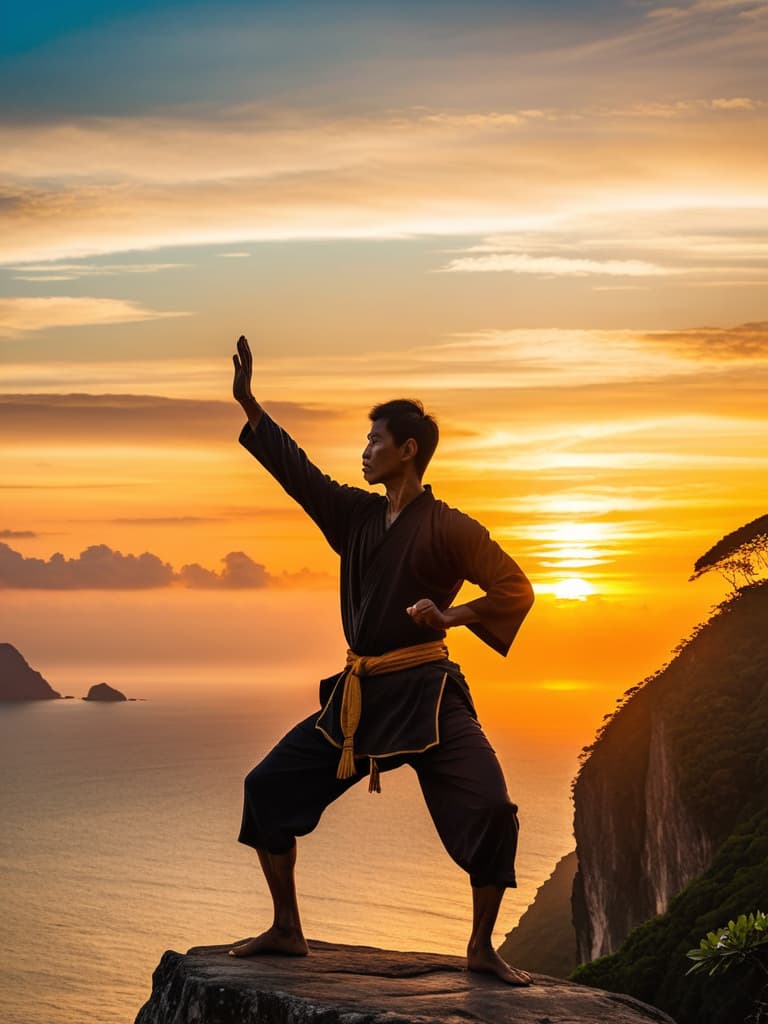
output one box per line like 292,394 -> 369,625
239,413 -> 374,555
446,511 -> 535,656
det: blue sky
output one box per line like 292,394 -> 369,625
4,0 -> 757,119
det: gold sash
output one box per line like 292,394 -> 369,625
336,640 -> 449,783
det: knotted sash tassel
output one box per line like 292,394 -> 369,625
337,738 -> 357,780
368,757 -> 381,794
336,667 -> 362,779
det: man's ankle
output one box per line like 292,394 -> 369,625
467,937 -> 493,954
273,920 -> 302,937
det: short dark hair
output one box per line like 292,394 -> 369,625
369,399 -> 439,479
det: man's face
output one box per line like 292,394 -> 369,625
362,418 -> 408,485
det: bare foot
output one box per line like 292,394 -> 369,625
228,926 -> 309,957
467,946 -> 532,986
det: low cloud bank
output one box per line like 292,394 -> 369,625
0,542 -> 330,590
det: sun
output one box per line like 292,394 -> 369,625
552,577 -> 595,601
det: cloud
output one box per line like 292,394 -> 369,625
109,516 -> 222,525
0,542 -> 174,589
10,261 -> 188,281
0,85 -> 765,263
641,321 -> 768,359
417,110 -> 526,128
0,359 -> 231,398
178,551 -> 270,589
0,541 -> 333,590
0,394 -> 342,442
2,319 -> 766,419
0,297 -> 190,338
711,96 -> 759,109
0,544 -> 335,593
649,1 -> 768,17
437,210 -> 768,283
178,554 -> 333,589
269,567 -> 338,589
0,529 -> 37,538
439,252 -> 669,277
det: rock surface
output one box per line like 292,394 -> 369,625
0,643 -> 61,700
84,681 -> 127,701
134,940 -> 676,1024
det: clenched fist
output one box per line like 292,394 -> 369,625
406,598 -> 450,630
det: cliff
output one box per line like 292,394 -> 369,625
134,940 -> 675,1024
499,850 -> 579,978
570,581 -> 768,1023
571,695 -> 713,962
0,643 -> 61,699
572,581 -> 768,963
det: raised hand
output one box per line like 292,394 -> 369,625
232,335 -> 255,406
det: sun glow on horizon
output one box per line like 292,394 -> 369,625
533,577 -> 598,601
551,577 -> 596,601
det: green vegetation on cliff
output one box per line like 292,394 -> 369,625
666,583 -> 768,838
572,581 -> 768,1024
572,804 -> 768,1024
575,580 -> 768,840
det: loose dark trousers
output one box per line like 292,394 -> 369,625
238,682 -> 519,888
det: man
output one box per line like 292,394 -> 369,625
229,335 -> 535,985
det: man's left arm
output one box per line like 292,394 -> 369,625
407,515 -> 534,656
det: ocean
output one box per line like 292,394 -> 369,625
0,685 -> 578,1024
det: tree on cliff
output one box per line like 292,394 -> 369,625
690,514 -> 768,590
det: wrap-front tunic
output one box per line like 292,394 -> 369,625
239,413 -> 534,763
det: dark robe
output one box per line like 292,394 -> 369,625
240,413 -> 534,761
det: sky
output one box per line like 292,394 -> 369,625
2,0 -> 767,740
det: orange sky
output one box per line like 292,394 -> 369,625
2,1 -> 767,749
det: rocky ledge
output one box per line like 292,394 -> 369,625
134,940 -> 676,1024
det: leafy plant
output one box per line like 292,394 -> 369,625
686,912 -> 768,977
687,913 -> 768,1024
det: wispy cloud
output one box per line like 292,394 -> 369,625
710,96 -> 759,109
641,321 -> 768,359
440,252 -> 668,276
648,1 -> 768,19
0,394 -> 338,440
0,297 -> 190,338
438,209 -> 768,282
10,261 -> 187,282
3,320 -> 767,402
0,90 -> 765,262
110,516 -> 222,525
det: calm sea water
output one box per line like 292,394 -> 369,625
0,686 -> 577,1024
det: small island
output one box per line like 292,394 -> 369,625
84,682 -> 128,702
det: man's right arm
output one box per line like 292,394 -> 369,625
232,335 -> 374,554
